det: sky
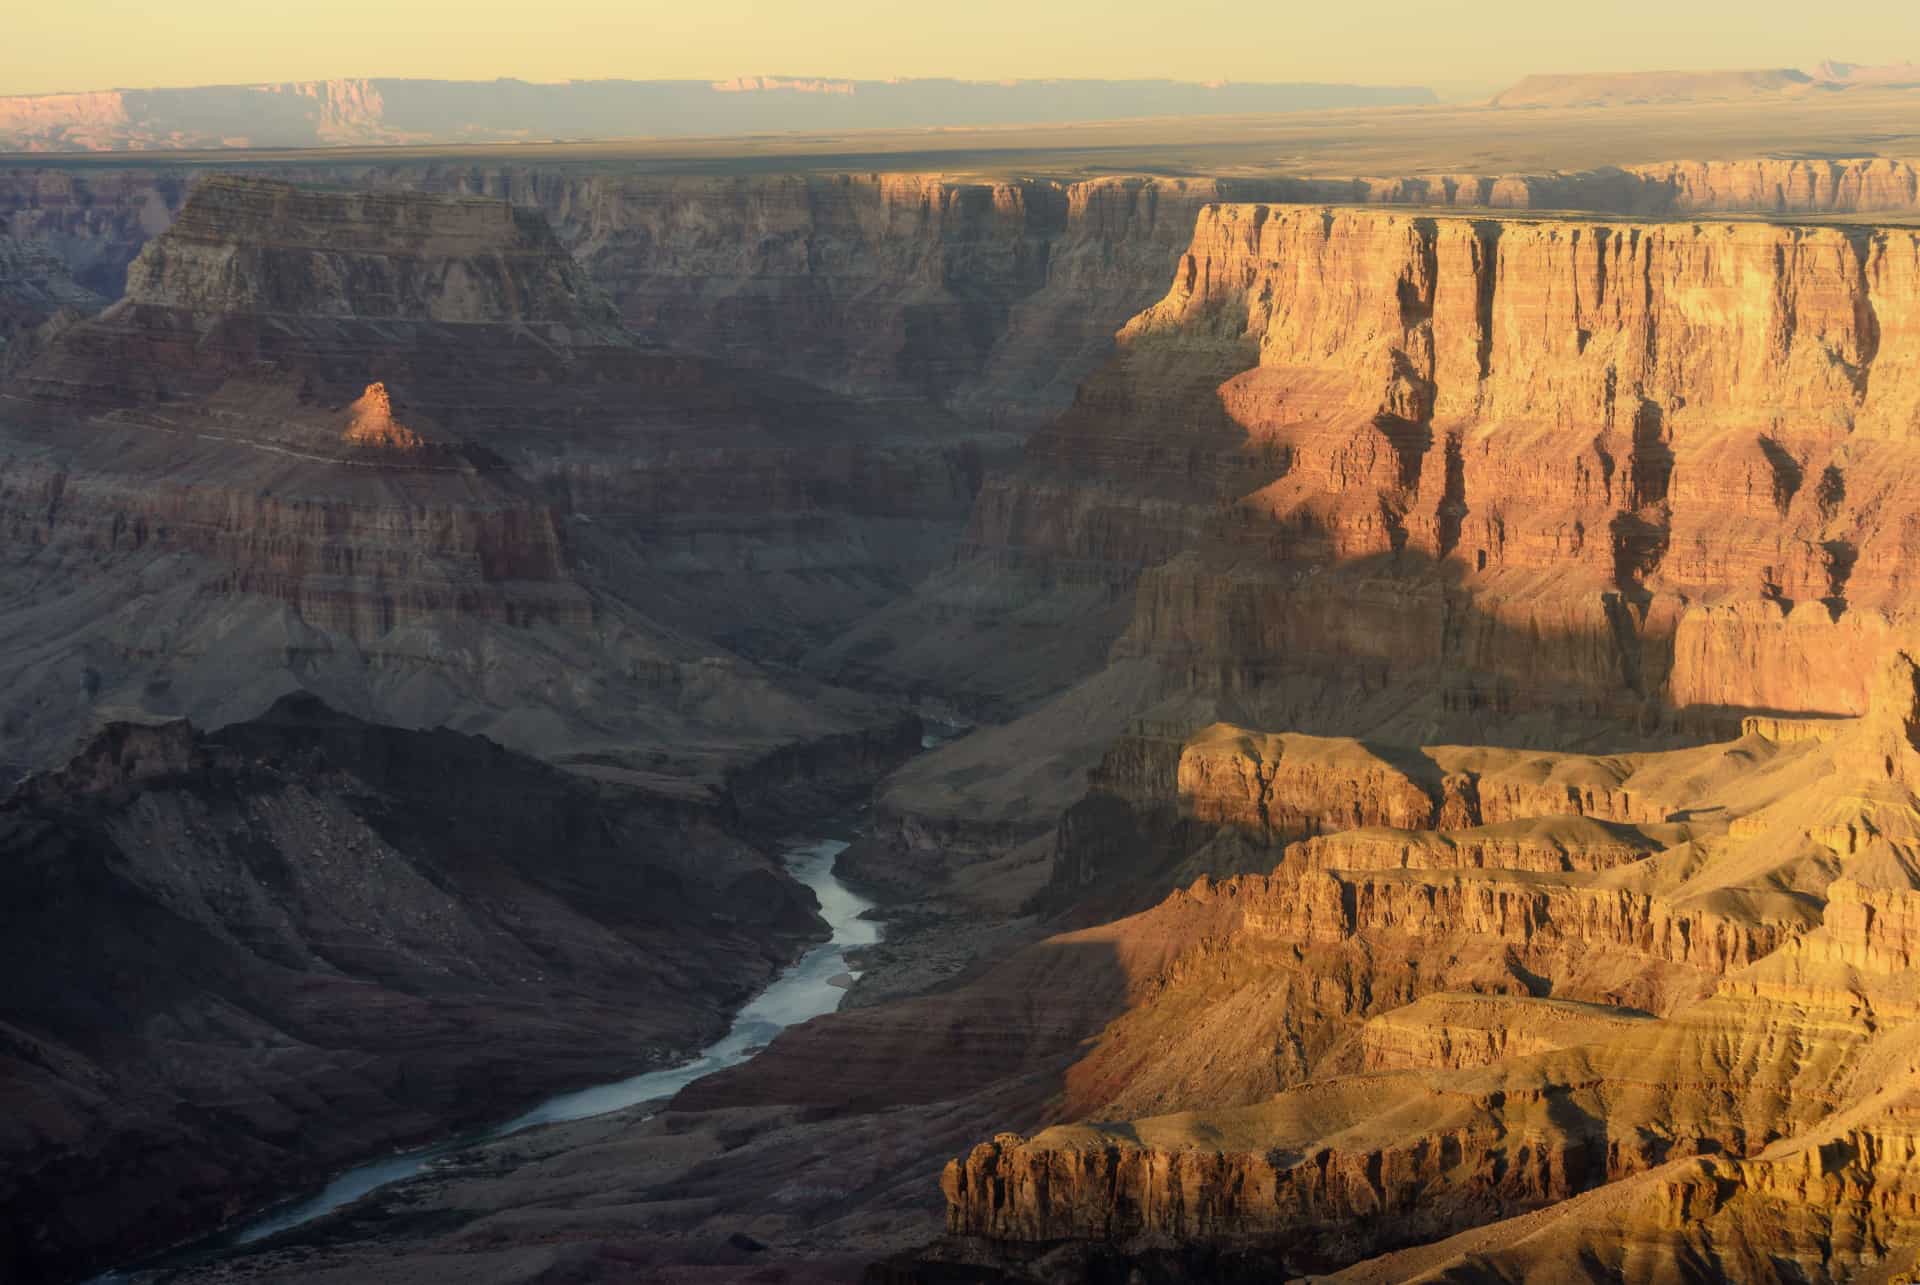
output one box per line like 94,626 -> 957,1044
3,0 -> 1917,99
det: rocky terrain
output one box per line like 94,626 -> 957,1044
10,125 -> 1920,1285
871,202 -> 1920,845
0,175 -> 945,778
89,186 -> 1920,1285
0,696 -> 826,1282
0,234 -> 103,371
924,654 -> 1920,1281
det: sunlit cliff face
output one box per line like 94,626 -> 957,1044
342,381 -> 423,450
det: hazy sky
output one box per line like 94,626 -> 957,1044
4,0 -> 1917,98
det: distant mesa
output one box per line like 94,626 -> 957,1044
710,75 -> 856,95
1489,61 -> 1920,107
0,75 -> 1437,153
1814,58 -> 1920,86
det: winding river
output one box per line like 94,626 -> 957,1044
222,835 -> 879,1247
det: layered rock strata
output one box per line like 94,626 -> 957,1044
0,234 -> 102,370
915,203 -> 1920,852
0,697 -> 823,1282
0,176 -> 946,774
914,654 -> 1920,1281
8,160 -> 1920,421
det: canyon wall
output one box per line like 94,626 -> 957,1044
916,657 -> 1920,1281
0,234 -> 103,369
0,177 -> 939,775
5,159 -> 1919,427
0,698 -> 826,1281
974,204 -> 1920,753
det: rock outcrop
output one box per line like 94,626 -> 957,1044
936,205 -> 1920,794
0,176 -> 944,775
0,696 -> 823,1282
907,654 -> 1920,1281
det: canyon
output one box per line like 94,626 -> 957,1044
5,108 -> 1920,1285
0,698 -> 829,1282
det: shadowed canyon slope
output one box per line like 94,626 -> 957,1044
0,697 -> 826,1282
0,176 -> 958,779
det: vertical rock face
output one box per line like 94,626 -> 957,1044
445,172 -> 1298,428
872,205 -> 1920,1281
974,206 -> 1920,752
8,160 -> 1920,428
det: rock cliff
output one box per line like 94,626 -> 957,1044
0,696 -> 823,1282
0,176 -> 941,776
0,234 -> 102,370
9,160 -> 1920,422
908,653 -> 1920,1281
957,205 -> 1920,761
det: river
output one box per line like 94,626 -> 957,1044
217,834 -> 879,1248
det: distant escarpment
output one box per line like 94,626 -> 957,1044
0,77 -> 1438,153
1489,64 -> 1920,107
0,175 -> 944,775
0,697 -> 823,1283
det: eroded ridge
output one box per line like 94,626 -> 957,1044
916,651 -> 1920,1281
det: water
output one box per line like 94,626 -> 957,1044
226,836 -> 876,1246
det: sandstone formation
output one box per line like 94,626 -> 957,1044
0,696 -> 824,1282
15,147 -> 1920,1285
11,160 -> 1920,430
829,200 -> 1920,1280
0,176 -> 945,779
901,203 -> 1920,842
916,652 -> 1920,1280
339,381 -> 424,450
